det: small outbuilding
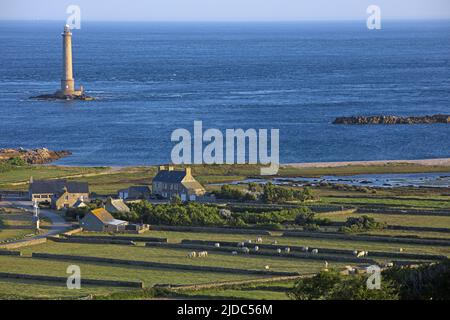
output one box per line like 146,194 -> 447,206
80,208 -> 128,232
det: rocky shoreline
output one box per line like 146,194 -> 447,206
333,114 -> 450,125
0,148 -> 72,164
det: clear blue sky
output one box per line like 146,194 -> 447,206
1,0 -> 449,21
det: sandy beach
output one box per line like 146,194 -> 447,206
284,158 -> 450,168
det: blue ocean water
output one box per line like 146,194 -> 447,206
0,21 -> 449,166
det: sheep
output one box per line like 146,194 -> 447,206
301,246 -> 309,252
231,251 -> 238,255
264,265 -> 270,270
284,247 -> 291,254
241,247 -> 250,254
197,251 -> 208,258
187,252 -> 197,259
254,246 -> 259,252
399,248 -> 404,253
276,248 -> 282,254
246,239 -> 252,244
311,249 -> 319,254
214,243 -> 220,248
353,250 -> 359,256
356,251 -> 365,258
272,240 -> 278,245
237,242 -> 245,248
256,237 -> 263,243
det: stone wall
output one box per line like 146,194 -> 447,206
282,230 -> 450,246
0,272 -> 143,288
151,225 -> 272,235
32,252 -> 299,276
0,238 -> 46,250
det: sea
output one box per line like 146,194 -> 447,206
0,20 -> 449,166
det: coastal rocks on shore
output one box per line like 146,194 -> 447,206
333,114 -> 450,125
0,148 -> 72,164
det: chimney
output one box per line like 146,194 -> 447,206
158,165 -> 166,171
168,166 -> 174,171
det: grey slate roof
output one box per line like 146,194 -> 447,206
152,170 -> 186,183
29,179 -> 89,194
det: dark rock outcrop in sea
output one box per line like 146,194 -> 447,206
31,93 -> 94,101
333,114 -> 450,125
0,148 -> 72,164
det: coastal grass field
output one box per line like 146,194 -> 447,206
0,221 -> 449,299
2,162 -> 450,195
1,162 -> 450,299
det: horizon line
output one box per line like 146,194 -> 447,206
1,18 -> 450,23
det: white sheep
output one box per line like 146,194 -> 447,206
246,239 -> 252,244
214,243 -> 220,248
272,240 -> 278,245
301,246 -> 309,252
311,249 -> 319,254
198,251 -> 208,258
187,252 -> 197,258
399,248 -> 404,253
237,242 -> 245,247
353,250 -> 359,256
284,247 -> 291,254
264,265 -> 270,270
231,251 -> 238,255
356,251 -> 365,258
276,248 -> 282,254
256,237 -> 263,243
241,247 -> 250,254
254,246 -> 259,252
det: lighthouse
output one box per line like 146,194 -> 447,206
32,25 -> 92,100
61,24 -> 75,95
56,24 -> 86,98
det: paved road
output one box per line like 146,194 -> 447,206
0,198 -> 72,239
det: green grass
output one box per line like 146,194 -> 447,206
178,281 -> 295,300
0,166 -> 108,190
0,255 -> 263,299
0,208 -> 50,242
319,196 -> 450,209
21,241 -> 333,274
318,211 -> 450,228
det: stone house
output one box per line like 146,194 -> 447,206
118,186 -> 151,200
152,166 -> 205,201
29,179 -> 89,209
105,197 -> 130,214
80,208 -> 128,232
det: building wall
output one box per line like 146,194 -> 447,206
52,192 -> 89,210
80,213 -> 104,232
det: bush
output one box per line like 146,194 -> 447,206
289,269 -> 399,300
213,185 -> 257,202
340,215 -> 386,233
262,183 -> 315,204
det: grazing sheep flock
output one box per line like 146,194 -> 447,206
187,251 -> 208,258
